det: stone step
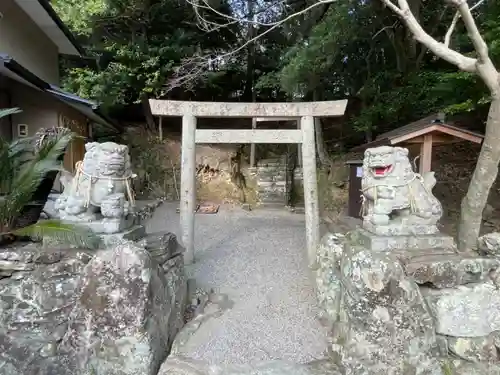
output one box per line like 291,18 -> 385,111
257,176 -> 288,183
288,206 -> 305,214
257,181 -> 288,187
256,202 -> 288,209
258,190 -> 287,195
258,191 -> 288,197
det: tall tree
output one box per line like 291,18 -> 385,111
52,0 -> 240,107
185,0 -> 500,249
380,0 -> 500,250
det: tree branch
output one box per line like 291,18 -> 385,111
451,0 -> 488,62
186,0 -> 295,33
381,0 -> 477,72
168,0 -> 337,91
444,0 -> 486,48
444,11 -> 460,47
416,7 -> 449,67
373,21 -> 398,40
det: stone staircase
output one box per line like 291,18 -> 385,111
247,156 -> 303,209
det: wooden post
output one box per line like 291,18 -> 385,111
158,116 -> 163,140
180,115 -> 197,264
250,118 -> 256,167
301,116 -> 320,268
419,134 -> 433,173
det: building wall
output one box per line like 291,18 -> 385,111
58,103 -> 90,173
0,86 -> 12,139
6,79 -> 90,190
0,0 -> 60,84
9,80 -> 59,137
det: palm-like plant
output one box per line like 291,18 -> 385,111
0,108 -> 100,249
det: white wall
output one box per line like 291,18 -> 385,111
0,0 -> 60,84
9,81 -> 59,138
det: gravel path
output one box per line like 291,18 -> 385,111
147,202 -> 328,366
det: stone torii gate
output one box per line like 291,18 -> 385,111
148,99 -> 348,266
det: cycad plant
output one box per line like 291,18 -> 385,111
0,108 -> 100,249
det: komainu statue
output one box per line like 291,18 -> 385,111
361,146 -> 442,235
54,142 -> 137,233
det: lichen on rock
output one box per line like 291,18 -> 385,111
0,236 -> 186,375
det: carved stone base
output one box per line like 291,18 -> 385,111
356,228 -> 456,252
100,225 -> 146,247
362,220 -> 440,236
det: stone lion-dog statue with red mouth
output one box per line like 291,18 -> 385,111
360,146 -> 443,236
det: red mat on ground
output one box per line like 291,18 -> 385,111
196,203 -> 220,214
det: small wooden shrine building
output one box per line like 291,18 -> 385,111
351,113 -> 483,173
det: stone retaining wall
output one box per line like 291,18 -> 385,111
315,230 -> 500,375
0,232 -> 186,375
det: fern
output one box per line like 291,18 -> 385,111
0,110 -> 101,250
0,108 -> 21,118
14,220 -> 101,250
0,135 -> 73,230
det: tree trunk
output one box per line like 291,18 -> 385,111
243,0 -> 256,101
365,127 -> 373,142
315,118 -> 330,166
312,90 -> 330,166
458,97 -> 500,250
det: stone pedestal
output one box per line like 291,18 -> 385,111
314,145 -> 500,374
362,220 -> 440,236
356,228 -> 456,252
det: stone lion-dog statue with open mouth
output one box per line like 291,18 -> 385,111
360,146 -> 443,236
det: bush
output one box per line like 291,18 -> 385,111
120,126 -> 180,200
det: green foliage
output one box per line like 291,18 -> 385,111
441,360 -> 454,375
120,127 -> 179,200
0,109 -> 99,249
52,0 -> 241,108
15,220 -> 101,250
52,0 -> 107,34
275,0 -> 500,136
52,0 -> 500,140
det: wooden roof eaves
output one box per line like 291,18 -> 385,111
349,123 -> 483,152
389,124 -> 483,144
374,113 -> 442,141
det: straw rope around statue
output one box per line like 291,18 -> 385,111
70,160 -> 137,209
359,173 -> 431,217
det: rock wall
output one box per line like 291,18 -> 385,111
316,230 -> 500,375
316,232 -> 443,375
0,233 -> 186,375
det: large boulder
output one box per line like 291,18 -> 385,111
478,232 -> 500,256
158,356 -> 340,375
316,232 -> 443,375
0,236 -> 186,375
423,282 -> 500,338
59,240 -> 185,375
0,244 -> 93,375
